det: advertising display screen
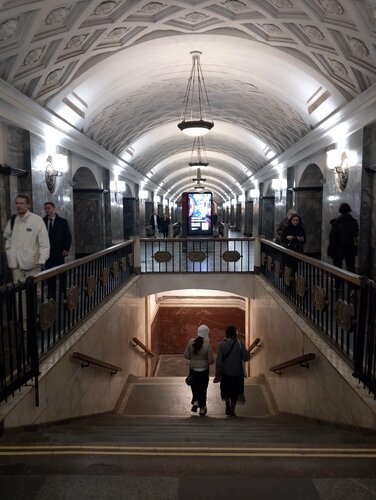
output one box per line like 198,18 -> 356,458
186,191 -> 213,236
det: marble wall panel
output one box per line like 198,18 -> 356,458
154,306 -> 245,354
29,134 -> 75,259
321,129 -> 364,269
1,279 -> 146,427
73,192 -> 104,255
250,276 -> 376,429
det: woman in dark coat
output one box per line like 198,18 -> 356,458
281,214 -> 306,253
214,325 -> 250,417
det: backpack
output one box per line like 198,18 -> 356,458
10,214 -> 16,231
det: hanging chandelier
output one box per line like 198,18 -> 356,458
189,137 -> 209,167
192,168 -> 206,190
177,50 -> 214,137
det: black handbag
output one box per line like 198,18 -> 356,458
185,373 -> 193,386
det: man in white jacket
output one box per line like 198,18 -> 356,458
3,193 -> 50,283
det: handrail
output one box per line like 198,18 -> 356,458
269,353 -> 316,375
260,237 -> 360,285
248,337 -> 261,353
34,239 -> 134,281
71,352 -> 122,375
132,337 -> 154,358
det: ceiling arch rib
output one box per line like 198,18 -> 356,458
0,1 -> 374,202
159,170 -> 238,201
169,181 -> 230,204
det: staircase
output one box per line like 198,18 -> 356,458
1,376 -> 376,500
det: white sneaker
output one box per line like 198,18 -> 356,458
191,401 -> 198,412
199,406 -> 207,416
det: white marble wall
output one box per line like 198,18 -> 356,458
249,276 -> 376,429
0,277 -> 146,428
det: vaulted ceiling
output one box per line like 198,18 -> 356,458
0,0 -> 375,202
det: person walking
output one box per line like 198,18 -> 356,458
281,213 -> 306,253
160,214 -> 171,238
150,210 -> 162,237
214,325 -> 250,417
3,193 -> 50,282
327,203 -> 359,273
43,202 -> 72,269
184,324 -> 214,416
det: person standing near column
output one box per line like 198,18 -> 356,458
43,202 -> 72,269
150,210 -> 162,238
3,193 -> 50,282
327,203 -> 359,273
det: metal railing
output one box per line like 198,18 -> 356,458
0,278 -> 39,405
0,240 -> 135,405
140,237 -> 255,273
260,239 -> 376,397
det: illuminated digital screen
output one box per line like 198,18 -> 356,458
186,192 -> 213,236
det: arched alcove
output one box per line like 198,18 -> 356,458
296,163 -> 323,258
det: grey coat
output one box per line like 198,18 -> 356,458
215,338 -> 250,377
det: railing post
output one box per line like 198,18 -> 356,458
25,277 -> 39,407
353,275 -> 370,382
133,236 -> 141,274
253,236 -> 262,273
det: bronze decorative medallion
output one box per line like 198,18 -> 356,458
284,266 -> 292,286
111,261 -> 119,277
296,275 -> 306,297
267,255 -> 273,271
222,250 -> 241,262
65,285 -> 79,311
261,252 -> 265,266
85,275 -> 96,297
312,285 -> 326,311
188,251 -> 206,262
39,299 -> 57,330
100,267 -> 109,285
335,299 -> 352,332
120,257 -> 127,270
154,251 -> 172,263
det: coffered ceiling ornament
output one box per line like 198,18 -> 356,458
0,0 -> 374,202
0,19 -> 18,40
94,1 -> 118,16
46,7 -> 70,25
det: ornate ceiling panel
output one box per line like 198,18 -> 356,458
0,0 -> 375,200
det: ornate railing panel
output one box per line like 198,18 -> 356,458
0,241 -> 135,405
140,237 -> 254,273
260,239 -> 375,397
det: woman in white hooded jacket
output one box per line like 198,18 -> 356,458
184,324 -> 214,416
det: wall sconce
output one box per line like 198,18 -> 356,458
271,178 -> 287,201
45,154 -> 69,193
110,180 -> 126,202
139,189 -> 148,200
326,149 -> 355,192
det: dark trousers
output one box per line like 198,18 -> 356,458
333,255 -> 355,273
190,368 -> 209,408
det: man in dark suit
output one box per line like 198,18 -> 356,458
150,210 -> 162,237
44,202 -> 72,268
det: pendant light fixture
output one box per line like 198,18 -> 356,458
189,137 -> 209,167
177,51 -> 214,137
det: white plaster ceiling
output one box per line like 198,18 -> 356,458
0,0 -> 375,202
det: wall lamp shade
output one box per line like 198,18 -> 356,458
177,51 -> 214,137
189,137 -> 209,167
